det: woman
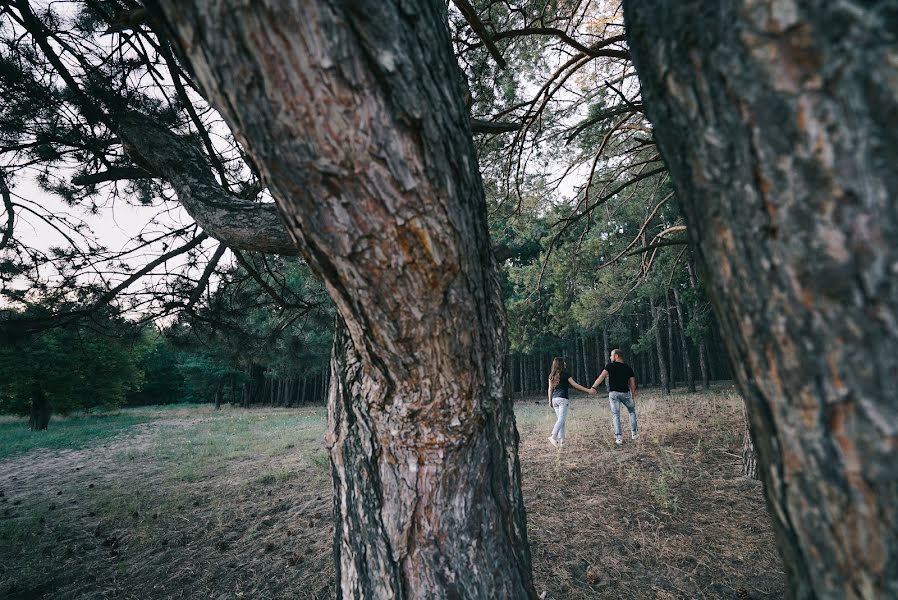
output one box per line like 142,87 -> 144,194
547,357 -> 596,447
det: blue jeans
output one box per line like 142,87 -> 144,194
609,391 -> 637,437
551,397 -> 570,441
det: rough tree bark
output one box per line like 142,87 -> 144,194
116,113 -> 298,256
742,401 -> 759,480
154,1 -> 535,597
625,2 -> 898,597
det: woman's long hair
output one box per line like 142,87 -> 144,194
549,357 -> 565,387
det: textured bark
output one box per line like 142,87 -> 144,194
155,1 -> 534,597
742,402 -> 759,480
651,298 -> 670,395
625,2 -> 898,597
117,113 -> 297,256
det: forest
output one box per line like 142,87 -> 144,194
1,1 -> 895,599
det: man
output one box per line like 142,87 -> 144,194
592,349 -> 638,445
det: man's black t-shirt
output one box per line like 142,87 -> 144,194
604,362 -> 635,393
552,371 -> 571,398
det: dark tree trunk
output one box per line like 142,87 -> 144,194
214,381 -> 222,410
156,1 -> 535,597
651,298 -> 670,395
29,388 -> 50,430
625,2 -> 898,596
687,257 -> 711,389
673,288 -> 696,393
664,291 -> 676,388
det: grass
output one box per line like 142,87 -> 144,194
0,412 -> 157,459
0,387 -> 783,599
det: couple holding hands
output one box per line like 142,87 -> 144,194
547,349 -> 638,447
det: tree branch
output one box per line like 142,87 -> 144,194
117,112 -> 299,256
0,171 -> 14,251
624,239 -> 688,256
492,29 -> 629,59
70,166 -> 156,186
471,118 -> 521,134
451,0 -> 507,69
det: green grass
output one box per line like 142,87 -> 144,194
0,412 -> 157,459
122,408 -> 329,481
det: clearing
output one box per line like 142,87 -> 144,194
0,385 -> 783,599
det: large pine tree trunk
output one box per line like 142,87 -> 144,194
624,2 -> 898,596
155,1 -> 535,597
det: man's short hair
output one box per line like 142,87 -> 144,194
611,349 -> 623,359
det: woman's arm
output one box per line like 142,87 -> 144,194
547,381 -> 554,407
568,377 -> 597,395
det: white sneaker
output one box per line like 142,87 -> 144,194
615,436 -> 623,445
631,431 -> 639,440
548,436 -> 559,447
557,439 -> 565,448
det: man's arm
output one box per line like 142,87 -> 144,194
592,370 -> 609,389
629,376 -> 636,399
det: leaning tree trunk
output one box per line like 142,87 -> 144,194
624,2 -> 898,597
155,1 -> 535,597
29,388 -> 50,431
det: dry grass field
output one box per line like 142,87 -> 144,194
0,384 -> 784,599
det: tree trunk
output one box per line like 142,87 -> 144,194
664,290 -> 676,388
581,335 -> 589,382
625,2 -> 898,596
742,402 -> 759,480
651,298 -> 670,395
29,387 -> 50,431
673,288 -> 696,393
687,257 -> 711,389
156,1 -> 535,597
214,381 -> 222,410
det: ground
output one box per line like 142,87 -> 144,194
0,385 -> 784,599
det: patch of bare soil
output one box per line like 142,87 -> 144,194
1,390 -> 783,599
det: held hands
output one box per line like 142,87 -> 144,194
587,387 -> 597,396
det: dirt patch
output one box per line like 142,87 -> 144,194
0,389 -> 783,599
